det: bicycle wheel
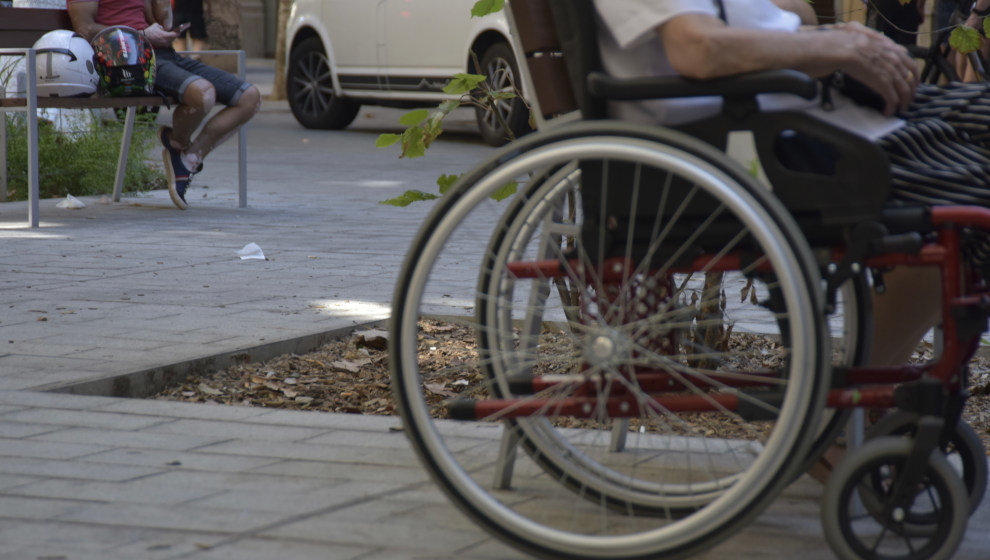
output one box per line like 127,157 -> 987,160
391,122 -> 830,559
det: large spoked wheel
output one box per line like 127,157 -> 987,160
822,436 -> 969,560
474,157 -> 866,513
287,37 -> 360,130
473,42 -> 531,146
867,411 -> 988,518
390,122 -> 830,559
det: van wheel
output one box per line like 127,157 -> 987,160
288,37 -> 360,129
474,42 -> 531,146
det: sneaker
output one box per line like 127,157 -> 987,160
158,127 -> 205,174
159,126 -> 190,210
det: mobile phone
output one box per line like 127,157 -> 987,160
174,22 -> 191,34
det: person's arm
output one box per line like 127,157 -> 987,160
67,1 -> 105,41
965,0 -> 990,28
658,14 -> 917,116
148,0 -> 173,30
141,0 -> 179,48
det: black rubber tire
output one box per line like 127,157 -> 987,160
287,36 -> 360,130
867,411 -> 988,517
822,436 -> 969,560
473,42 -> 531,146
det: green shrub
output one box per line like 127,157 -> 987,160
3,110 -> 166,201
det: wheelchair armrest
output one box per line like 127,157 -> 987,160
586,69 -> 818,101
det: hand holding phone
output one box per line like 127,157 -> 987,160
174,22 -> 191,34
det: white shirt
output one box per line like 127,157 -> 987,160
592,0 -> 904,140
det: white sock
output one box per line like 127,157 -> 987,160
181,153 -> 199,172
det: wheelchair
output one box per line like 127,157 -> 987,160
388,2 -> 989,559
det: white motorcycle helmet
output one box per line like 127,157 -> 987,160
32,30 -> 99,97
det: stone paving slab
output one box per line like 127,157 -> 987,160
0,391 -> 988,560
0,99 -> 476,392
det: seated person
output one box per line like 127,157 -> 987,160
592,0 -> 990,368
68,0 -> 261,210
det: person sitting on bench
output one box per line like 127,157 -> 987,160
68,0 -> 261,209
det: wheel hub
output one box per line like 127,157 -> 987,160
585,328 -> 632,370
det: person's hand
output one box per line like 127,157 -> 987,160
142,23 -> 178,48
837,26 -> 918,116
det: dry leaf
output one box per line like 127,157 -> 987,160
354,329 -> 389,350
425,382 -> 456,397
332,360 -> 362,373
198,383 -> 222,396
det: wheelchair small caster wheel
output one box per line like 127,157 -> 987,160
822,436 -> 969,560
867,411 -> 988,519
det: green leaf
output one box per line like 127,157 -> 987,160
444,73 -> 487,95
399,109 -> 430,127
950,25 -> 982,55
375,133 -> 401,148
400,127 -> 427,159
490,181 -> 518,202
438,100 -> 462,113
471,0 -> 504,18
437,174 -> 461,194
379,190 -> 440,207
423,114 -> 445,146
748,159 -> 760,179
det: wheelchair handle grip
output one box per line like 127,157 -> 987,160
587,69 -> 819,101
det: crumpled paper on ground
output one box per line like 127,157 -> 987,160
55,194 -> 86,209
237,242 -> 266,260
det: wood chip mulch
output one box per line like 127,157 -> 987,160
152,321 -> 990,455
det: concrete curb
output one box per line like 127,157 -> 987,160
38,320 -> 386,399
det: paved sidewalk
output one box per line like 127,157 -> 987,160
0,59 -> 988,559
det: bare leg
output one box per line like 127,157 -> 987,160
166,79 -> 261,172
184,84 -> 261,170
169,78 -> 214,153
868,266 -> 941,366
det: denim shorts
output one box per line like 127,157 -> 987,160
153,48 -> 251,106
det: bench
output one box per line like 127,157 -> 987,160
0,6 -> 248,227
